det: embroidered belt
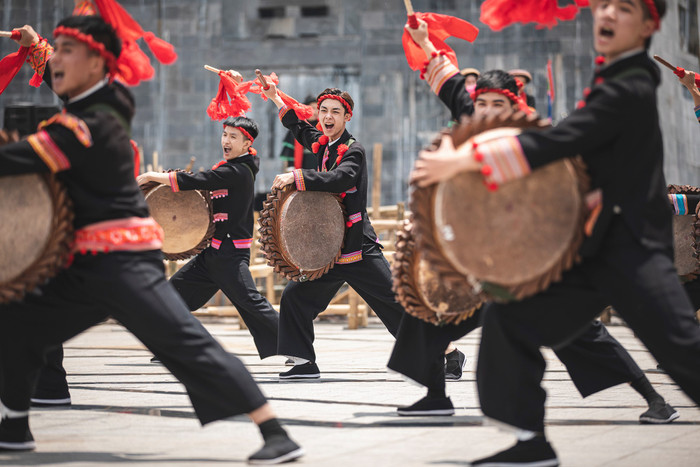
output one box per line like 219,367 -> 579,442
211,237 -> 253,250
336,250 -> 362,264
72,217 -> 163,254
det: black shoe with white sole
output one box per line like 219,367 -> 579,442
278,362 -> 320,380
247,435 -> 304,465
445,349 -> 467,381
397,395 -> 455,416
639,401 -> 680,424
0,416 -> 35,451
469,438 -> 558,467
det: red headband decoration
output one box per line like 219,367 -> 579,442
226,124 -> 255,143
53,26 -> 119,79
470,87 -> 532,114
317,94 -> 353,116
641,0 -> 660,30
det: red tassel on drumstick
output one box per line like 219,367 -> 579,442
253,68 -> 315,120
401,0 -> 479,71
0,29 -> 44,95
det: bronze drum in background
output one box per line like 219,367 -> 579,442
258,186 -> 346,282
141,178 -> 214,261
0,173 -> 74,303
411,114 -> 590,302
667,184 -> 700,280
392,218 -> 484,325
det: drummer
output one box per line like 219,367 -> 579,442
391,16 -> 680,425
412,0 -> 700,465
0,16 -> 303,463
137,114 -> 280,363
260,84 -> 405,380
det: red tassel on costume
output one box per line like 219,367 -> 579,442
402,12 -> 479,71
130,139 -> 140,179
319,135 -> 329,145
311,142 -> 320,153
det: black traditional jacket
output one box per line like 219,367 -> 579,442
170,154 -> 259,250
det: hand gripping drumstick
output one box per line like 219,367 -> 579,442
0,30 -> 22,40
653,55 -> 700,87
255,69 -> 270,90
403,0 -> 418,29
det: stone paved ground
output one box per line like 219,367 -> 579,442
1,318 -> 698,466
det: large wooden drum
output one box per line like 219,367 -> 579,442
258,186 -> 346,282
141,178 -> 214,261
0,173 -> 74,303
411,114 -> 590,302
668,184 -> 700,280
392,218 -> 484,325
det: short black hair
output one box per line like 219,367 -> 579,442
56,15 -> 121,60
475,70 -> 519,96
223,116 -> 259,141
317,88 -> 354,114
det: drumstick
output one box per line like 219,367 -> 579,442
403,0 -> 418,28
203,64 -> 221,74
255,69 -> 270,90
653,55 -> 700,87
0,30 -> 21,40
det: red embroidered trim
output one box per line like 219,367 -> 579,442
317,94 -> 353,116
27,37 -> 52,79
72,0 -> 97,15
53,26 -> 118,80
72,217 -> 164,254
38,113 -> 92,147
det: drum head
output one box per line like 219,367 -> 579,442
410,116 -> 589,302
144,184 -> 213,260
434,158 -> 582,287
258,186 -> 346,282
0,174 -> 54,283
393,219 -> 482,326
0,173 -> 73,303
280,191 -> 345,271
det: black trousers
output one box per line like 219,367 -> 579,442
477,218 -> 700,432
0,251 -> 266,424
278,240 -> 404,362
170,242 -> 279,359
388,309 -> 643,398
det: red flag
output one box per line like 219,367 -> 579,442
402,12 -> 479,71
480,0 -> 589,31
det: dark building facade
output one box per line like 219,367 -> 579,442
2,0 -> 699,204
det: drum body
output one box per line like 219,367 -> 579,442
141,180 -> 214,261
258,186 -> 346,281
392,218 -> 483,325
0,173 -> 74,303
410,117 -> 590,302
668,184 -> 700,280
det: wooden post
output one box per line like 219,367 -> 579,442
372,143 -> 383,219
152,150 -> 159,172
397,201 -> 405,221
185,156 -> 196,172
348,287 -> 359,330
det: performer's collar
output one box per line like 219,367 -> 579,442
329,136 -> 342,147
68,77 -> 109,104
598,48 -> 645,70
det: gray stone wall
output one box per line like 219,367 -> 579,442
2,0 -> 699,204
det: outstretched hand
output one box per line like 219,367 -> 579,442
272,172 -> 294,190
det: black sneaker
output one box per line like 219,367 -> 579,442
278,362 -> 320,380
445,349 -> 467,381
470,438 -> 558,466
639,400 -> 680,424
30,396 -> 72,408
0,416 -> 36,451
247,434 -> 304,464
397,395 -> 455,416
